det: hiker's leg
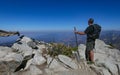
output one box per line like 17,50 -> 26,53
89,50 -> 94,62
89,41 -> 95,62
85,49 -> 89,61
86,42 -> 90,61
86,41 -> 94,62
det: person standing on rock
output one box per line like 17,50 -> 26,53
75,18 -> 101,63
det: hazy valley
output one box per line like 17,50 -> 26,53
0,30 -> 120,49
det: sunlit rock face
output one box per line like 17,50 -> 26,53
78,39 -> 120,75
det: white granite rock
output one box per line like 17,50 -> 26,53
58,55 -> 78,69
29,65 -> 43,75
20,36 -> 32,43
32,51 -> 46,65
78,39 -> 120,75
36,44 -> 47,54
47,56 -> 68,72
103,61 -> 118,75
95,39 -> 110,49
90,65 -> 111,75
0,46 -> 13,52
94,53 -> 108,63
0,50 -> 8,58
78,44 -> 86,59
3,52 -> 23,62
102,68 -> 111,75
0,47 -> 13,58
12,42 -> 33,56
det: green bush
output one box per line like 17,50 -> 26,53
48,43 -> 78,57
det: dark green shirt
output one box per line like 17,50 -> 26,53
84,25 -> 95,42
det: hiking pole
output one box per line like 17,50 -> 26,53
73,27 -> 81,63
74,27 -> 79,47
47,55 -> 54,68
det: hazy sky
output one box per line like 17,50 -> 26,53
0,0 -> 120,31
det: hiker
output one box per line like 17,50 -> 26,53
75,18 -> 101,63
0,30 -> 20,37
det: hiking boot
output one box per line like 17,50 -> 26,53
87,61 -> 94,64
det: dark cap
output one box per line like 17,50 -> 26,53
88,18 -> 94,23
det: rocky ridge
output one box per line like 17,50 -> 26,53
0,36 -> 120,75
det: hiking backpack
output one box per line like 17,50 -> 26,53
90,24 -> 101,39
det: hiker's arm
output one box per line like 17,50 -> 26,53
75,31 -> 86,35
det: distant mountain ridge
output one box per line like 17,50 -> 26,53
100,30 -> 120,49
0,30 -> 120,49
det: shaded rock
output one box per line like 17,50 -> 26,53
23,54 -> 35,60
14,54 -> 35,72
47,56 -> 68,72
29,65 -> 43,75
14,65 -> 42,75
102,68 -> 111,75
7,60 -> 20,72
15,35 -> 24,43
116,63 -> 120,75
24,59 -> 33,70
27,41 -> 38,49
58,55 -> 78,69
0,60 -> 20,75
0,52 -> 23,72
0,63 -> 9,75
103,61 -> 118,75
95,60 -> 119,75
90,65 -> 111,75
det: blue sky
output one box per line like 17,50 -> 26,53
0,0 -> 120,31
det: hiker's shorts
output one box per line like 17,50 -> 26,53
85,41 -> 95,61
86,41 -> 95,51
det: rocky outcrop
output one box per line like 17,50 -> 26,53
78,39 -> 120,75
0,36 -> 83,75
0,30 -> 20,37
0,36 -> 120,75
